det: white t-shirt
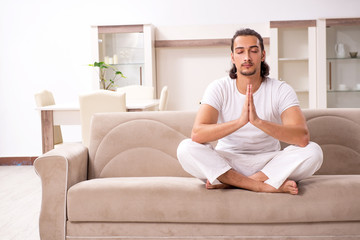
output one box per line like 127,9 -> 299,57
201,76 -> 299,154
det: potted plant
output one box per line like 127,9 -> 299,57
89,61 -> 126,90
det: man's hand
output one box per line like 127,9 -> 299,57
240,84 -> 261,126
239,85 -> 250,126
192,85 -> 257,144
247,84 -> 261,125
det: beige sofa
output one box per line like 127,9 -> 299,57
34,108 -> 360,240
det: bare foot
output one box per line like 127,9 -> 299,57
205,180 -> 232,189
214,169 -> 299,194
278,180 -> 298,195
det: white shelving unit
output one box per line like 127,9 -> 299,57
269,20 -> 317,109
317,18 -> 360,108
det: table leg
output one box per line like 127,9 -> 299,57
41,110 -> 54,153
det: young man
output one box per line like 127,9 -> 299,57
177,28 -> 323,195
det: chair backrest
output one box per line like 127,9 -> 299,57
79,90 -> 126,147
158,86 -> 168,111
117,85 -> 154,100
34,90 -> 63,145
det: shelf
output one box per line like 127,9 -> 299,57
98,25 -> 144,34
108,47 -> 144,50
279,58 -> 308,61
110,63 -> 144,66
155,39 -> 230,48
328,90 -> 360,93
327,57 -> 359,61
270,20 -> 316,28
326,18 -> 360,27
155,37 -> 270,48
295,90 -> 309,93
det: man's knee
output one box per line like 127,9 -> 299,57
177,139 -> 211,156
176,139 -> 211,180
177,139 -> 193,158
177,139 -> 200,163
307,142 -> 323,164
282,142 -> 324,181
288,141 -> 323,164
301,142 -> 323,173
284,141 -> 323,174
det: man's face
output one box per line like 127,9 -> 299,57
231,35 -> 265,77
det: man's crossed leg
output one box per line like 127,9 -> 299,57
177,139 -> 323,195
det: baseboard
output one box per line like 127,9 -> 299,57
0,156 -> 38,165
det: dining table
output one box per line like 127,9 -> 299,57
36,99 -> 160,153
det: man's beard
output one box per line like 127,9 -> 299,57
240,69 -> 256,76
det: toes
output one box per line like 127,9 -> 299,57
279,180 -> 299,195
205,180 -> 212,189
206,180 -> 232,189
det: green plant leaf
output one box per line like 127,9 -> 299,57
89,61 -> 126,89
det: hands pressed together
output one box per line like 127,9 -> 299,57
239,84 -> 261,127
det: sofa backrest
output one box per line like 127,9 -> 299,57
88,111 -> 195,179
301,108 -> 360,175
88,109 -> 360,179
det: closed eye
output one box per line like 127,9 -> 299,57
250,46 -> 259,53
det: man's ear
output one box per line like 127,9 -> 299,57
261,50 -> 266,62
231,52 -> 235,63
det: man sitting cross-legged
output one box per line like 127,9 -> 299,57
177,28 -> 323,195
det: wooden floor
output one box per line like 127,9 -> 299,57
0,166 -> 41,240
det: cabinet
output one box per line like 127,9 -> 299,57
321,18 -> 360,108
270,20 -> 317,109
91,24 -> 156,91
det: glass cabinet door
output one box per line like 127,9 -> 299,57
92,24 -> 156,91
326,21 -> 360,108
98,32 -> 145,88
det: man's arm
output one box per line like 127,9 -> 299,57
192,84 -> 310,147
248,85 -> 310,147
191,104 -> 248,144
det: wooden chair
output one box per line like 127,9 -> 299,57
79,90 -> 126,147
158,86 -> 169,111
34,90 -> 63,146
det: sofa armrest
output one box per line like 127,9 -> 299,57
34,143 -> 88,240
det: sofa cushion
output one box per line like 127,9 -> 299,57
67,175 -> 360,224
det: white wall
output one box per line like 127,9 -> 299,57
0,0 -> 359,157
155,23 -> 269,111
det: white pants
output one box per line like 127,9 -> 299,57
177,139 -> 323,189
